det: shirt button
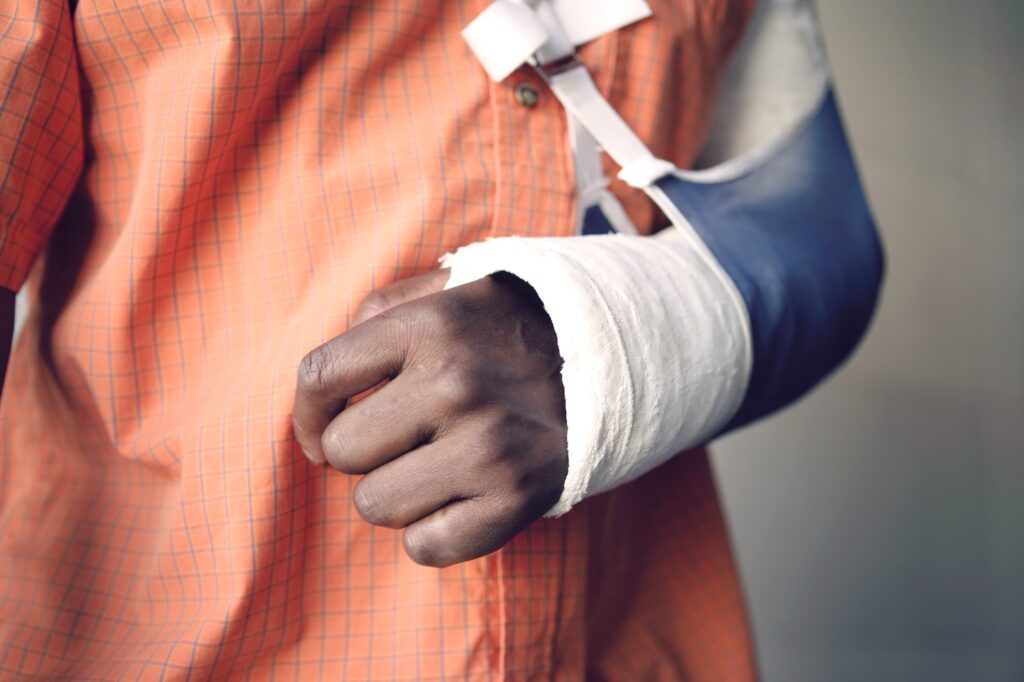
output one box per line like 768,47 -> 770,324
514,83 -> 540,108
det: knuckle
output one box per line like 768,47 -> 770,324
420,293 -> 473,334
463,507 -> 515,559
372,311 -> 415,361
321,428 -> 365,474
352,479 -> 395,527
479,433 -> 513,468
407,505 -> 513,568
403,529 -> 445,567
437,364 -> 484,409
490,483 -> 531,519
297,346 -> 334,395
476,444 -> 564,516
477,410 -> 524,461
421,294 -> 458,324
357,289 -> 390,320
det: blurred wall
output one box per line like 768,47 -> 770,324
713,1 -> 1024,680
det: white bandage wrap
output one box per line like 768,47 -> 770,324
441,229 -> 752,516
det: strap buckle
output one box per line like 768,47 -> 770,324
536,54 -> 584,79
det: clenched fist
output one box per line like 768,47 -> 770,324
293,269 -> 568,567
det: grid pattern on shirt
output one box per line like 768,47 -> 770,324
1,0 -> 756,679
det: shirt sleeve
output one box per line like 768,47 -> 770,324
0,1 -> 84,292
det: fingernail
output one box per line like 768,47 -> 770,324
302,447 -> 326,465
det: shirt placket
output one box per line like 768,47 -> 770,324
486,64 -> 576,241
482,27 -> 622,678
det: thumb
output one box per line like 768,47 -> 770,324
337,268 -> 451,411
352,268 -> 451,326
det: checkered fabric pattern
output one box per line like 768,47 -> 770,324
0,0 -> 756,678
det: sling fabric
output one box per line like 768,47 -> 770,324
0,1 -> 756,678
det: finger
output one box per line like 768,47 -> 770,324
402,491 -> 537,568
353,269 -> 450,326
293,315 -> 409,464
321,374 -> 445,474
351,440 -> 483,529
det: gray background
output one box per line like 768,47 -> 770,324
11,1 -> 1024,679
714,1 -> 1024,680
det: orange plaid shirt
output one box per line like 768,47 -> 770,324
1,0 -> 757,678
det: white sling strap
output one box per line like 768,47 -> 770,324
461,1 -> 550,82
540,64 -> 676,189
462,0 -> 652,80
462,0 -> 672,233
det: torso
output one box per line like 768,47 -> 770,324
0,1 -> 756,678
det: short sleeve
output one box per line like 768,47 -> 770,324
0,1 -> 84,292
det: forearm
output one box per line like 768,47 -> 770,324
442,229 -> 751,515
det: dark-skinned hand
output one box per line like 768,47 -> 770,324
293,269 -> 569,568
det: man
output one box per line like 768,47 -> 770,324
0,0 -> 881,679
